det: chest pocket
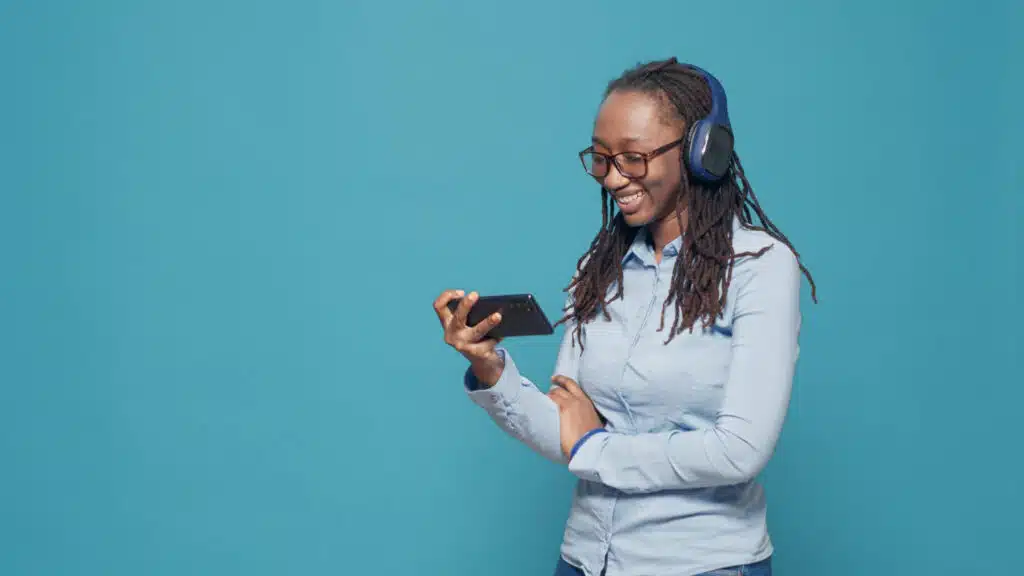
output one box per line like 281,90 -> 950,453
624,312 -> 735,428
574,270 -> 738,431
575,309 -> 630,412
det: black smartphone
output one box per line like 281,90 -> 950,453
446,293 -> 554,339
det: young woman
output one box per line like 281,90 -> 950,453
432,57 -> 816,576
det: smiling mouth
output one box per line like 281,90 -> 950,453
615,190 -> 644,209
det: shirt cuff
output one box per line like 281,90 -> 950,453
463,348 -> 506,391
463,348 -> 524,409
567,428 -> 609,482
569,428 -> 606,460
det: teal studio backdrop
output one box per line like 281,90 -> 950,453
1,1 -> 1021,574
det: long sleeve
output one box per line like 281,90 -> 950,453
464,312 -> 580,465
567,244 -> 802,493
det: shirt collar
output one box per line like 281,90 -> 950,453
622,227 -> 683,267
622,216 -> 742,267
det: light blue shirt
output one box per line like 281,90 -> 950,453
464,217 -> 803,576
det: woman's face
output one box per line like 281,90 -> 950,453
589,90 -> 685,229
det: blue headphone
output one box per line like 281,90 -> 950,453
678,63 -> 734,183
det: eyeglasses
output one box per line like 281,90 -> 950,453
579,137 -> 685,180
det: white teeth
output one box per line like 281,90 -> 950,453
616,191 -> 642,205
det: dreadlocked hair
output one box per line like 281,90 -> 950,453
556,57 -> 817,348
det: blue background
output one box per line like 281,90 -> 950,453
2,1 -> 1021,574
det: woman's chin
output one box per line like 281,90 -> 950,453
621,209 -> 654,227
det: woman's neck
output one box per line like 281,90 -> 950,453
647,207 -> 687,263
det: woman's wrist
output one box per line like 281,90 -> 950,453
470,354 -> 505,389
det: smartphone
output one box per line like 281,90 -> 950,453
446,293 -> 554,339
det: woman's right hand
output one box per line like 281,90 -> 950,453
433,289 -> 505,388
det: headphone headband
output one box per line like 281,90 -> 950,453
681,63 -> 730,130
666,60 -> 735,183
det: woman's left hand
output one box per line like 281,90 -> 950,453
548,375 -> 604,459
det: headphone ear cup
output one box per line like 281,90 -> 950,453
685,119 -> 706,177
685,119 -> 733,183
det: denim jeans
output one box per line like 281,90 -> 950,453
553,555 -> 771,576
